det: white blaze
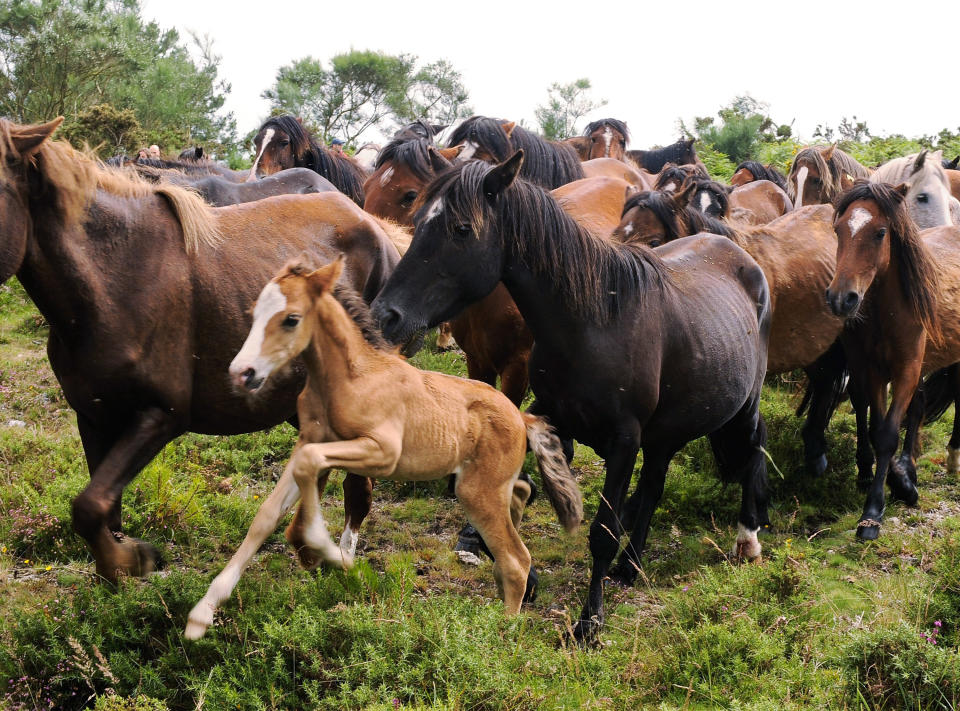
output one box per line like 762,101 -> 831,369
847,207 -> 872,237
423,197 -> 443,223
457,141 -> 478,162
379,166 -> 394,186
248,127 -> 274,180
794,165 -> 808,208
231,282 -> 286,376
699,190 -> 712,213
603,127 -> 612,156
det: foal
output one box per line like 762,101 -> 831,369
185,256 -> 582,638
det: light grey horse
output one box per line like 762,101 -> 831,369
871,150 -> 960,228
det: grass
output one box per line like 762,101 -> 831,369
1,277 -> 959,710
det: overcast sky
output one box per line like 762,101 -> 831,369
141,0 -> 960,152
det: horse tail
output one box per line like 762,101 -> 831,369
920,365 -> 957,424
522,414 -> 582,532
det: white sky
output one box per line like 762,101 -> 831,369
141,0 -> 960,152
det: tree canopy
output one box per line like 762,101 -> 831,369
534,78 -> 606,141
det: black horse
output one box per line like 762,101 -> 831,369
626,138 -> 699,173
372,151 -> 772,643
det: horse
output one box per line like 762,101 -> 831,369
685,176 -> 731,219
943,155 -> 959,171
729,180 -> 793,224
393,119 -> 447,142
178,145 -> 205,161
730,161 -> 789,191
612,186 -> 846,475
581,118 -> 630,161
787,144 -> 870,207
132,155 -> 249,182
563,135 -> 591,161
184,255 -> 583,638
184,168 -> 337,207
0,118 -> 402,583
581,157 -> 656,189
654,162 -> 708,192
250,115 -> 367,206
626,138 -> 699,173
870,150 -> 960,228
371,151 -> 772,643
447,115 -> 584,189
826,181 -> 960,540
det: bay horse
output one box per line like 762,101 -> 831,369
371,151 -> 772,643
250,115 -> 367,206
729,180 -> 793,224
0,118 -> 401,582
870,150 -> 960,228
626,138 -> 699,173
185,256 -> 583,638
447,115 -> 584,188
826,181 -> 960,540
613,188 -> 846,476
654,162 -> 708,192
730,160 -> 789,191
787,144 -> 870,208
581,118 -> 630,161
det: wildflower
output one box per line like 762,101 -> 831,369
45,565 -> 51,571
254,494 -> 260,500
24,559 -> 30,564
681,585 -> 689,592
1,546 -> 6,553
935,620 -> 942,628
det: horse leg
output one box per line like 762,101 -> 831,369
722,402 -> 769,560
185,455 -> 301,639
890,387 -> 924,499
71,407 -> 180,583
858,364 -> 920,540
499,358 -> 530,408
76,413 -> 121,532
436,322 -> 457,351
573,439 -> 638,644
848,375 -> 875,489
948,367 -> 960,475
800,342 -> 847,477
339,474 -> 373,559
457,469 -> 531,614
608,444 -> 679,587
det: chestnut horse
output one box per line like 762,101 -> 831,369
613,187 -> 846,475
250,115 -> 367,206
787,144 -> 870,208
372,151 -> 772,643
581,118 -> 630,161
185,255 -> 583,638
730,161 -> 789,191
729,180 -> 793,224
0,118 -> 401,582
826,181 -> 960,539
654,162 -> 708,192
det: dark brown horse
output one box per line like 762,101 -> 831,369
613,187 -> 846,475
133,154 -> 249,183
730,160 -> 788,191
653,162 -> 708,192
826,181 -> 960,540
0,118 -> 401,582
626,138 -> 699,173
787,144 -> 870,208
250,115 -> 367,206
372,151 -> 772,643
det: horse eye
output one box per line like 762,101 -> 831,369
917,193 -> 929,204
875,227 -> 887,241
400,191 -> 417,208
650,239 -> 662,248
455,223 -> 472,237
282,314 -> 301,329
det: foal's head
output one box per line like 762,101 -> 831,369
229,257 -> 344,392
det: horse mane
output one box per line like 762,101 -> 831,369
788,145 -> 869,203
631,139 -> 697,173
260,115 -> 366,205
688,176 -> 732,217
0,119 -> 221,253
836,182 -> 941,343
871,151 -> 948,189
419,161 -> 669,322
654,164 -> 692,190
393,120 -> 442,142
369,214 -> 412,256
620,190 -> 739,243
447,116 -> 584,189
374,137 -> 435,183
583,118 -> 630,143
734,160 -> 788,191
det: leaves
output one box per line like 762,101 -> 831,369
534,78 -> 606,141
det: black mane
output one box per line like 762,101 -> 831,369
583,118 -> 630,144
621,190 -> 735,240
734,160 -> 788,191
374,137 -> 435,183
628,138 -> 698,173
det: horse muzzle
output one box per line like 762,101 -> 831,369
825,287 -> 862,318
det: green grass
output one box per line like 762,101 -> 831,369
1,278 -> 959,710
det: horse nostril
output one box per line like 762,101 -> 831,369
843,291 -> 860,312
241,368 -> 256,387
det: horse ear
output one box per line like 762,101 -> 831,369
10,117 -> 63,159
684,138 -> 695,148
428,146 -> 454,173
194,146 -> 204,160
948,156 -> 960,170
673,178 -> 695,208
431,124 -> 448,135
624,184 -> 639,200
894,182 -> 910,198
912,150 -> 928,174
437,146 -> 462,162
483,150 -> 524,200
501,121 -> 516,139
308,254 -> 345,295
821,144 -> 836,161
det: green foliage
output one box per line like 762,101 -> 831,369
683,95 -> 790,166
0,0 -> 236,155
534,78 -> 606,140
263,51 -> 471,147
60,103 -> 144,156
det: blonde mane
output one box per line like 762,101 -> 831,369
0,119 -> 221,253
370,215 -> 412,256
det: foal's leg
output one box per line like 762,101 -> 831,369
71,407 -> 180,583
608,444 -> 679,587
291,438 -> 397,566
340,474 -> 373,558
185,456 -> 301,639
573,439 -> 639,644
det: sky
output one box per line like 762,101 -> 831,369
141,0 -> 960,151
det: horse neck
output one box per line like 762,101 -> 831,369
19,190 -> 185,338
300,295 -> 377,394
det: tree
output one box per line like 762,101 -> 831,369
0,0 -> 237,155
263,51 -> 472,146
681,95 -> 790,165
534,78 -> 606,140
60,102 -> 144,155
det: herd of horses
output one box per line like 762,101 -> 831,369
3,110 -> 960,645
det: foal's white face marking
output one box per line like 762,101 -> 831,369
230,282 -> 287,379
379,166 -> 394,186
699,190 -> 712,213
423,197 -> 444,223
794,165 -> 808,208
662,181 -> 676,192
248,127 -> 274,180
603,127 -> 612,156
457,141 -> 478,162
847,207 -> 872,237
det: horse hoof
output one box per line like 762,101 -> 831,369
453,529 -> 488,559
856,521 -> 881,541
608,560 -> 638,588
523,567 -> 539,604
570,617 -> 603,646
184,603 -> 213,640
805,453 -> 828,478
